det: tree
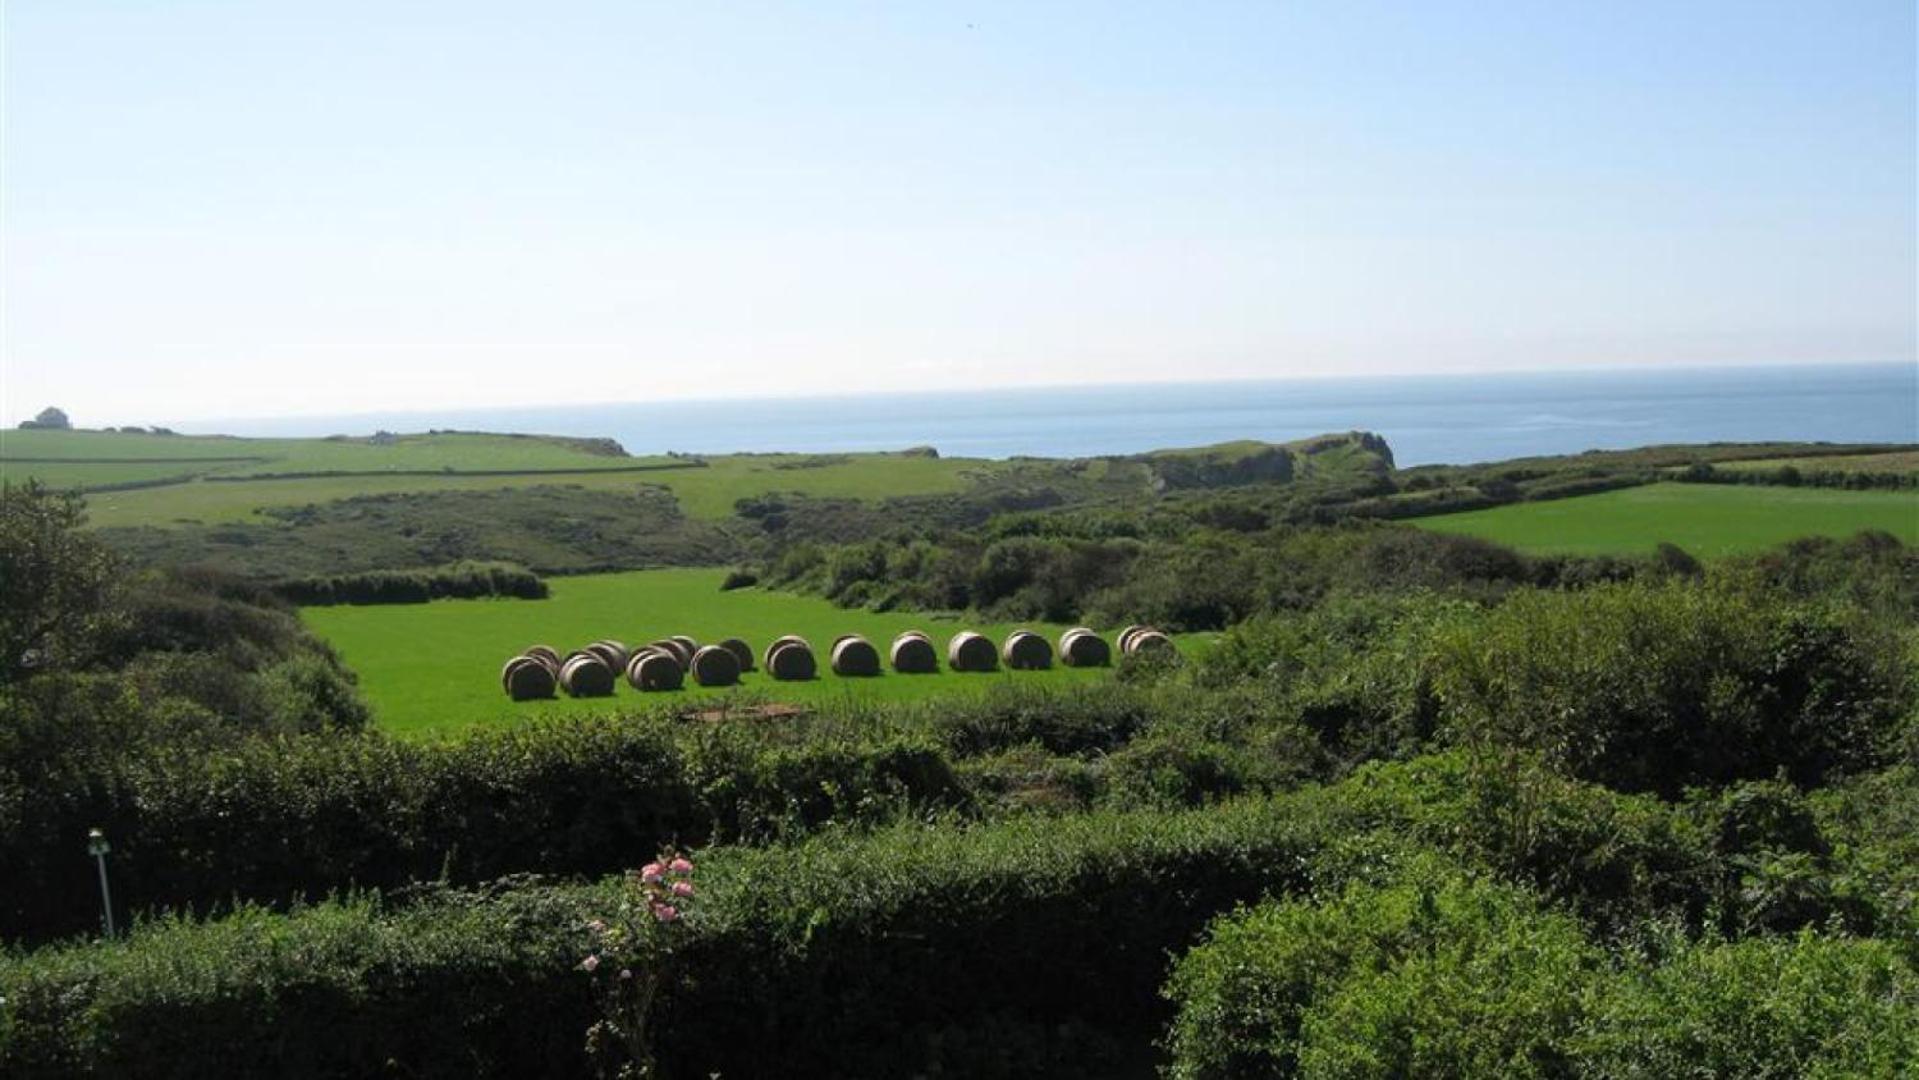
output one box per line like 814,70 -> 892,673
18,407 -> 72,431
0,483 -> 121,683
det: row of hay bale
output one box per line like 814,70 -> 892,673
501,627 -> 1177,698
500,635 -> 755,699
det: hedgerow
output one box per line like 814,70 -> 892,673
0,755 -> 1742,1078
273,560 -> 548,605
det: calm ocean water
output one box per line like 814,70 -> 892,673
205,364 -> 1917,468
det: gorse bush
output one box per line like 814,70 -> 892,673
273,560 -> 548,605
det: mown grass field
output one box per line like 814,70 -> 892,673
1414,481 -> 1919,555
305,567 -> 1189,739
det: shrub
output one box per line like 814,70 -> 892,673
1577,931 -> 1919,1077
273,561 -> 548,605
0,715 -> 966,944
1163,879 -> 1918,1080
1432,579 -> 1912,795
1163,870 -> 1601,1078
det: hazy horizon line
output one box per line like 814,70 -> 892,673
28,357 -> 1909,435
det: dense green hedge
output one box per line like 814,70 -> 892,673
1164,872 -> 1918,1078
0,755 -> 1743,1078
0,715 -> 964,944
273,560 -> 548,605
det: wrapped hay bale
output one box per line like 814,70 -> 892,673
766,640 -> 817,681
1125,630 -> 1176,659
1001,630 -> 1053,670
1058,628 -> 1112,668
670,635 -> 700,660
717,637 -> 755,672
830,635 -> 882,677
501,655 -> 557,700
585,641 -> 628,674
763,635 -> 812,671
947,631 -> 998,673
560,653 -> 616,697
690,644 -> 742,687
649,639 -> 692,668
626,649 -> 684,691
890,631 -> 939,674
1117,625 -> 1149,655
522,645 -> 561,672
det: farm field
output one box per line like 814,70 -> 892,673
1715,449 -> 1919,474
1412,481 -> 1919,555
304,567 -> 1189,739
76,451 -> 986,528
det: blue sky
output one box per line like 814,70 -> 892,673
4,1 -> 1913,424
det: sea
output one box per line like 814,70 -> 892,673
202,363 -> 1917,468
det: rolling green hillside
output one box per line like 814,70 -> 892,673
1412,482 -> 1919,555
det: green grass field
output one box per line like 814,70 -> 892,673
1413,482 -> 1919,555
304,567 -> 1191,740
0,427 -> 995,528
1715,450 -> 1919,474
75,452 -> 988,527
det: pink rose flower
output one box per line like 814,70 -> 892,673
671,880 -> 694,897
580,954 -> 600,973
640,862 -> 664,883
668,858 -> 694,875
653,904 -> 680,923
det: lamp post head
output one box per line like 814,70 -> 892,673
87,828 -> 110,857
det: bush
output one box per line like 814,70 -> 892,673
1577,931 -> 1919,1077
0,715 -> 966,944
0,784 -> 1421,1078
1163,877 -> 1918,1080
274,561 -> 548,605
0,755 -> 1781,1077
1432,579 -> 1912,795
1163,870 -> 1600,1078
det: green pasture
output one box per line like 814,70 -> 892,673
304,567 -> 1189,739
79,452 -> 986,527
0,429 -> 662,474
1413,482 -> 1919,555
